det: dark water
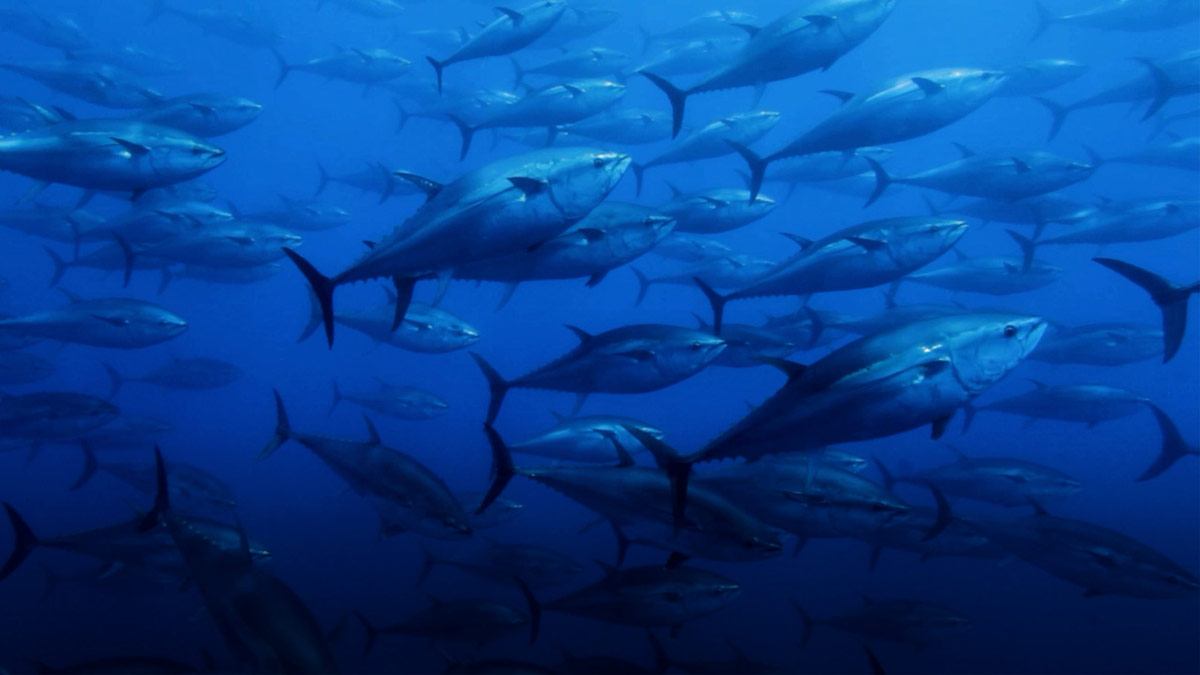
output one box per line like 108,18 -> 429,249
0,1 -> 1196,673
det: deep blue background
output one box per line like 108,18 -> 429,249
0,1 -> 1196,672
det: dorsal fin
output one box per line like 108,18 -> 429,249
731,22 -> 759,37
363,416 -> 382,445
911,77 -> 944,96
951,142 -> 976,158
819,89 -> 855,105
755,357 -> 806,380
1011,157 -> 1032,173
664,181 -> 684,199
564,324 -> 592,343
780,232 -> 814,250
495,6 -> 524,24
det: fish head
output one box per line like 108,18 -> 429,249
943,314 -> 1047,395
224,96 -> 264,125
130,304 -> 189,341
152,132 -> 227,177
690,577 -> 742,613
544,150 -> 632,220
656,329 -> 727,377
893,217 -> 969,264
929,67 -> 1009,106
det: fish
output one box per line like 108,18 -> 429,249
632,110 -> 780,195
640,10 -> 760,48
998,58 -> 1090,97
450,79 -> 627,159
0,292 -> 187,349
132,93 -> 264,138
480,426 -> 782,562
536,6 -> 620,51
875,451 -> 1081,508
902,234 -> 1060,297
263,391 -> 473,540
356,586 -> 539,650
633,37 -> 748,79
700,217 -> 968,323
287,147 -> 630,346
511,47 -> 632,87
314,161 -> 410,202
733,67 -> 1009,198
0,120 -> 226,200
795,597 -> 971,647
418,541 -> 584,588
1037,199 -> 1199,246
329,380 -> 448,421
1030,322 -> 1163,366
651,233 -> 736,263
472,324 -> 726,424
539,562 -> 741,632
696,318 -> 799,369
103,358 -> 242,396
0,392 -> 118,442
761,147 -> 894,197
660,187 -> 776,234
75,450 -> 237,514
299,288 -> 481,354
643,0 -> 897,137
140,449 -> 337,673
965,381 -> 1151,428
554,108 -> 672,146
234,196 -> 351,232
0,97 -> 71,135
427,1 -> 568,92
633,254 -> 778,305
0,350 -> 56,385
63,45 -> 182,77
865,146 -> 1097,206
1093,257 -> 1198,362
508,414 -> 664,464
1033,0 -> 1200,40
318,0 -> 407,19
451,203 -> 676,304
1037,49 -> 1200,139
0,8 -> 89,51
962,502 -> 1200,599
1107,136 -> 1200,172
0,62 -> 162,110
274,47 -> 412,90
147,2 -> 282,50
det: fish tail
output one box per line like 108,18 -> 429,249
1139,403 -> 1198,481
1030,0 -> 1056,41
137,446 -> 170,532
112,233 -> 135,289
156,267 -> 173,295
426,56 -> 445,94
622,425 -> 696,534
640,71 -> 687,139
478,424 -> 516,515
1006,229 -> 1038,272
726,141 -> 769,201
509,56 -> 525,90
864,645 -> 886,675
864,156 -> 892,208
353,611 -> 381,656
262,389 -> 292,459
472,354 -> 511,426
329,380 -> 342,416
283,248 -> 336,348
961,400 -> 978,433
415,546 -> 439,586
298,288 -> 324,344
100,363 -> 124,401
1094,257 -> 1197,362
693,277 -> 728,335
515,577 -> 540,645
648,631 -> 670,673
790,599 -> 814,647
393,98 -> 409,132
1034,97 -> 1070,141
42,246 -> 68,287
922,483 -> 952,542
872,457 -> 896,491
447,114 -> 475,160
0,502 -> 39,582
272,48 -> 294,89
631,162 -> 646,196
69,441 -> 98,492
314,162 -> 330,196
631,267 -> 654,306
1133,58 -> 1175,121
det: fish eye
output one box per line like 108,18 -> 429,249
1003,324 -> 1018,338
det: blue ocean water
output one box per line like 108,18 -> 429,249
0,0 -> 1196,673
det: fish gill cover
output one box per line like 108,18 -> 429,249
0,0 -> 1196,673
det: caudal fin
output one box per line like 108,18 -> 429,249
1139,403 -> 1198,481
515,577 -> 541,645
923,483 -> 952,542
791,599 -> 814,647
694,277 -> 728,335
623,425 -> 695,534
271,48 -> 293,89
472,353 -> 511,426
103,363 -> 123,399
727,142 -> 769,201
641,72 -> 688,138
354,611 -> 381,656
0,503 -> 39,581
44,246 -> 69,287
447,114 -> 476,160
283,248 -> 336,348
864,157 -> 893,208
314,162 -> 330,196
631,268 -> 654,306
632,162 -> 646,196
1134,58 -> 1175,121
1094,257 -> 1197,362
261,389 -> 292,459
1030,0 -> 1056,41
1007,229 -> 1038,272
69,441 -> 98,492
298,289 -> 324,343
478,424 -> 516,514
329,380 -> 343,416
1034,97 -> 1070,141
427,56 -> 446,93
136,446 -> 170,532
113,234 -> 135,288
